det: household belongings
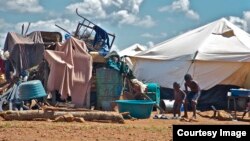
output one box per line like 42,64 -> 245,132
3,32 -> 45,77
44,37 -> 92,107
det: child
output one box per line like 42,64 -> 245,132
184,74 -> 201,119
173,82 -> 186,119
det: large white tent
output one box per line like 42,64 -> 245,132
132,18 -> 250,90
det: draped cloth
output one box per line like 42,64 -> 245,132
45,37 -> 92,107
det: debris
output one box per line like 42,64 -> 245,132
153,114 -> 168,119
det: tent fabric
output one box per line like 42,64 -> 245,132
3,32 -> 45,76
132,18 -> 250,90
44,37 -> 92,107
118,43 -> 146,69
134,18 -> 250,61
118,43 -> 146,57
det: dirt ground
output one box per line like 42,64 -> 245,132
0,111 -> 249,141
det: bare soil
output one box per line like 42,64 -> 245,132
0,111 -> 249,141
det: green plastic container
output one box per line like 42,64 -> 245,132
146,83 -> 160,105
115,100 -> 156,119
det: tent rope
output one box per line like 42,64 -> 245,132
180,51 -> 199,86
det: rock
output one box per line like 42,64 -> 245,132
54,113 -> 74,122
197,111 -> 214,118
54,116 -> 65,122
0,115 -> 4,121
217,110 -> 232,120
74,117 -> 85,123
63,113 -> 74,122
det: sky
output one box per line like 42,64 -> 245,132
0,0 -> 250,51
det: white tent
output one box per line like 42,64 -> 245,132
118,43 -> 146,57
118,43 -> 146,69
132,18 -> 250,90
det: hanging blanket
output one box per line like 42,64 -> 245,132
44,37 -> 92,107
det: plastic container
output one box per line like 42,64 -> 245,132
115,100 -> 156,119
18,80 -> 47,101
146,83 -> 160,105
96,68 -> 122,110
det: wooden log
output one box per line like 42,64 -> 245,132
2,110 -> 124,123
2,110 -> 54,120
42,106 -> 95,112
54,111 -> 124,123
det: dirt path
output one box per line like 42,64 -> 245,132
0,112 -> 249,141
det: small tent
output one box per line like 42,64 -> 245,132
118,44 -> 146,69
132,18 -> 250,90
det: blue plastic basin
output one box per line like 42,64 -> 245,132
18,80 -> 47,101
115,100 -> 156,119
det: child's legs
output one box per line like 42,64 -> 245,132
183,100 -> 188,117
191,93 -> 199,118
176,103 -> 182,116
173,102 -> 178,116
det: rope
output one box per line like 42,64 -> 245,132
180,51 -> 199,86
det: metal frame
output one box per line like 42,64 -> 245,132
75,8 -> 116,48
